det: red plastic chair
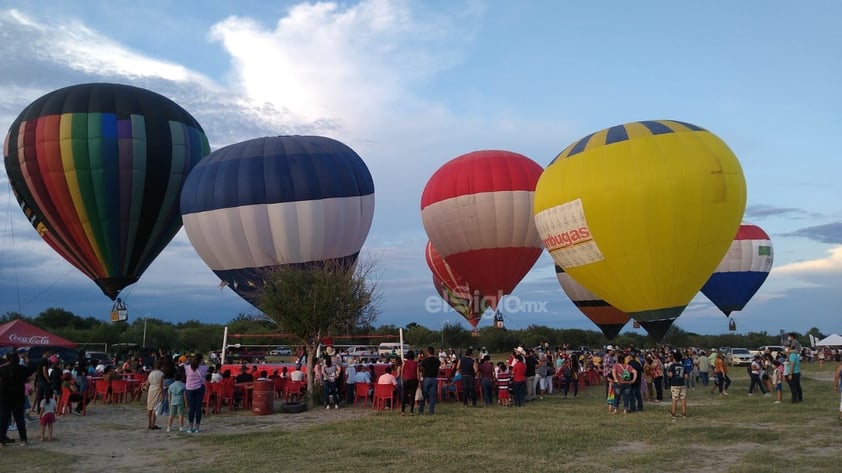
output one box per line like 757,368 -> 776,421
353,382 -> 371,408
273,377 -> 287,399
202,382 -> 216,414
93,379 -> 111,404
111,379 -> 128,403
56,388 -> 72,416
216,382 -> 235,412
373,383 -> 396,413
284,380 -> 305,402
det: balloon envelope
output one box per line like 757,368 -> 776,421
3,83 -> 209,299
701,223 -> 773,316
426,241 -> 482,327
533,120 -> 746,340
180,135 -> 375,309
555,265 -> 628,340
421,150 -> 543,309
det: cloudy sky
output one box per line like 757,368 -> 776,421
1,1 -> 840,337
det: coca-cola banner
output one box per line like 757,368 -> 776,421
0,319 -> 77,348
9,333 -> 52,345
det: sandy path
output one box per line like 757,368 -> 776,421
16,398 -> 369,472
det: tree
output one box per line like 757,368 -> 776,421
259,261 -> 379,408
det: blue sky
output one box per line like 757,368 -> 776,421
1,1 -> 840,337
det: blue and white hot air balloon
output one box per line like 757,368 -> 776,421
180,135 -> 375,309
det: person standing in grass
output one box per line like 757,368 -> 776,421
651,352 -> 664,403
785,346 -> 803,403
0,352 -> 30,446
166,371 -> 187,432
183,354 -> 208,433
477,355 -> 495,407
456,348 -> 478,407
511,354 -> 527,408
711,352 -> 730,396
400,350 -> 419,416
418,346 -> 441,416
668,351 -> 688,420
697,350 -> 711,387
747,355 -> 769,397
833,362 -> 842,420
772,360 -> 784,404
144,359 -> 164,430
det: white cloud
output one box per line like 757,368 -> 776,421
773,245 -> 842,279
208,0 -> 479,135
0,9 -> 217,88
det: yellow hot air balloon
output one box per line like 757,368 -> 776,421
533,120 -> 746,340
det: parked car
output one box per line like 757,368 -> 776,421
23,346 -> 80,371
728,347 -> 753,366
269,345 -> 292,356
84,351 -> 111,366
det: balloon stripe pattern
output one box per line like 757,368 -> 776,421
553,120 -> 706,162
534,120 -> 746,340
180,135 -> 374,309
421,150 -> 544,309
4,83 -> 209,299
701,223 -> 773,316
555,265 -> 628,340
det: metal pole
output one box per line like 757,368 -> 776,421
142,313 -> 151,347
221,326 -> 229,365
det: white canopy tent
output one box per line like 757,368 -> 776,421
816,333 -> 842,347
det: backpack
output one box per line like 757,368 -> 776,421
621,368 -> 632,381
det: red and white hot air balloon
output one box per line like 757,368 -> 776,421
426,240 -> 485,329
421,150 -> 543,326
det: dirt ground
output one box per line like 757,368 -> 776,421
4,396 -> 370,471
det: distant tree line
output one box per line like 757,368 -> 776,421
0,308 -> 825,355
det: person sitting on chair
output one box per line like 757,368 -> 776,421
60,373 -> 89,415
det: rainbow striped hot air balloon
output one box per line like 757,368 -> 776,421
180,135 -> 375,310
701,223 -> 774,317
421,150 -> 544,325
534,120 -> 746,340
3,83 -> 209,300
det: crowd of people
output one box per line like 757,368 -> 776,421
2,331 -> 839,448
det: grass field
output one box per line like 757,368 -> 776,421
198,362 -> 841,473
10,362 -> 842,472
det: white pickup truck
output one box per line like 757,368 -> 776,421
750,345 -> 787,358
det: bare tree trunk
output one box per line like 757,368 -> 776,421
305,342 -> 318,410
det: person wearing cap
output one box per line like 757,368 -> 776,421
696,350 -> 711,387
748,355 -> 769,397
602,346 -> 617,399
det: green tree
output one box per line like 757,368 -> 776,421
258,261 -> 379,408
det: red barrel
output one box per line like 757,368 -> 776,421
252,380 -> 274,416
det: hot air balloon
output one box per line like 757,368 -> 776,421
555,265 -> 629,340
3,83 -> 209,300
421,150 -> 544,327
179,135 -> 375,309
426,240 -> 484,329
701,223 -> 773,319
432,275 -> 479,329
534,120 -> 746,340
